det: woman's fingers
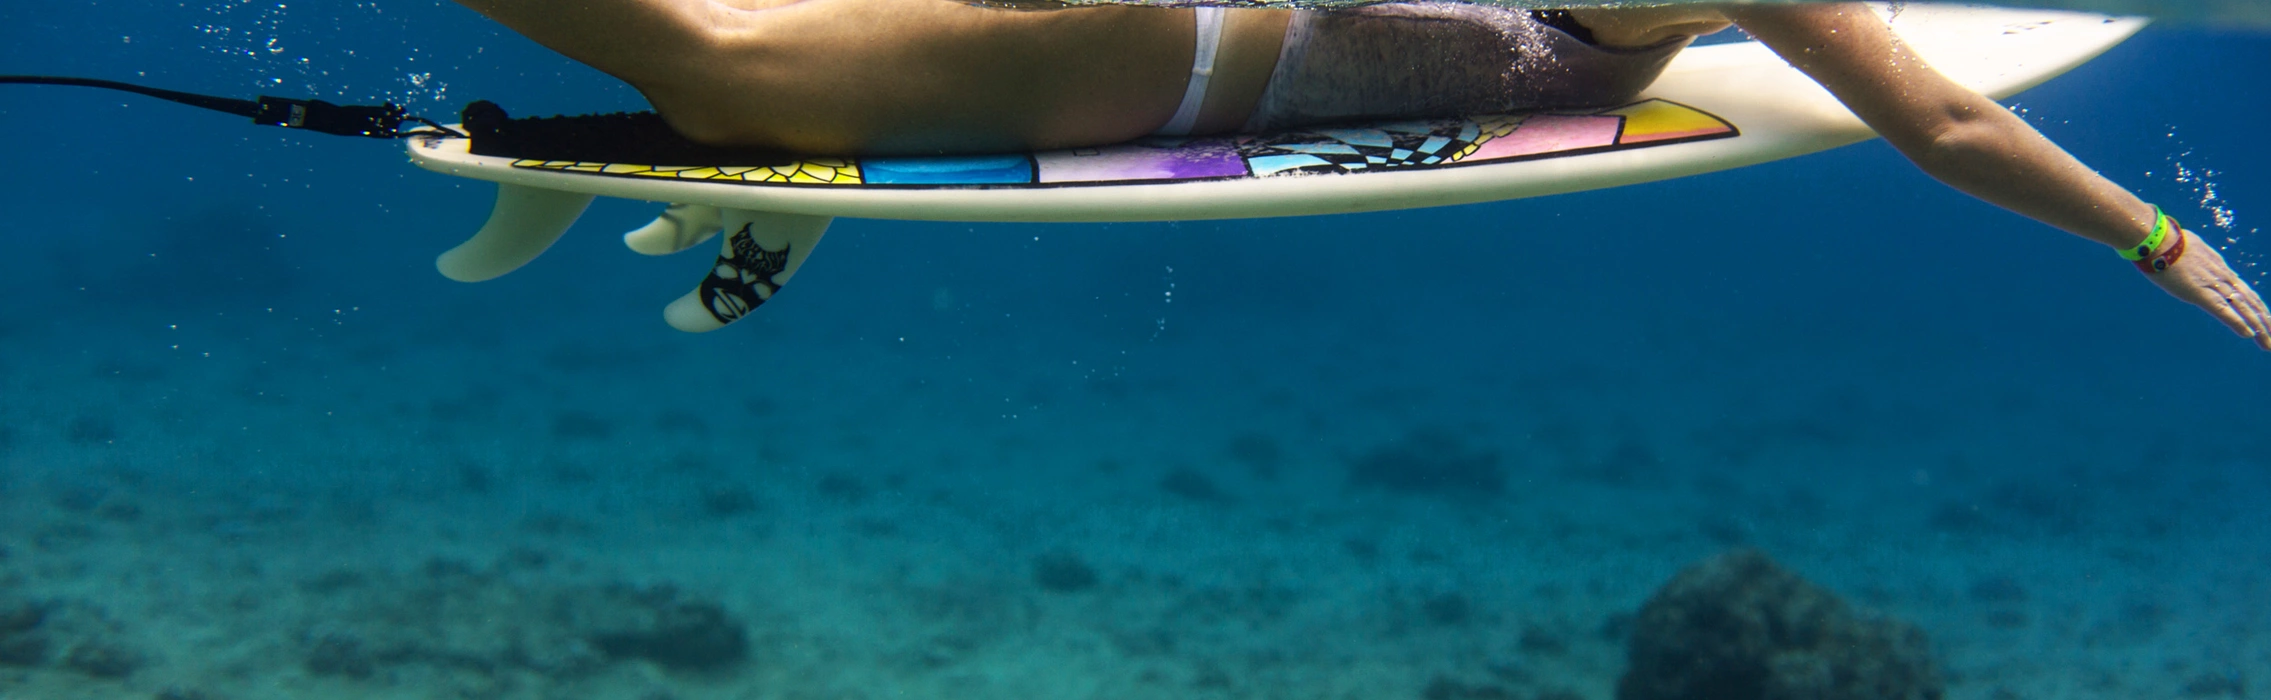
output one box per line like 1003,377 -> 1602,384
2199,278 -> 2255,339
2203,247 -> 2271,348
2230,284 -> 2263,332
2206,292 -> 2252,338
2151,233 -> 2271,350
2237,286 -> 2271,349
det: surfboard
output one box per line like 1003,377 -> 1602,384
405,4 -> 2144,331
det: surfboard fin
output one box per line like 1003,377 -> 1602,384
623,204 -> 723,256
662,210 -> 831,333
436,183 -> 594,282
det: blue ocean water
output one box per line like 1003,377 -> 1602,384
2,2 -> 2267,699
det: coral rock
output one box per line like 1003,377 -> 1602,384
1032,551 -> 1101,593
1617,549 -> 1942,700
62,639 -> 142,678
589,600 -> 749,671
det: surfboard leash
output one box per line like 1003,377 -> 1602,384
0,75 -> 793,166
0,75 -> 465,139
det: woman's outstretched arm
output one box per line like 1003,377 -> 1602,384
1723,3 -> 2269,349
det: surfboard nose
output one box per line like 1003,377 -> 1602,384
435,183 -> 595,282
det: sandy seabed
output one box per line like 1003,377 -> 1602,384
1,257 -> 2266,700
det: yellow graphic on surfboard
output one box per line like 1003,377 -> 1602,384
512,158 -> 863,185
509,99 -> 1735,188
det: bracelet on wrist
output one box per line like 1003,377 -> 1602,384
2119,206 -> 2175,262
2122,206 -> 2188,274
2137,226 -> 2188,274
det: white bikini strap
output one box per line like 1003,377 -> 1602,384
1156,7 -> 1226,136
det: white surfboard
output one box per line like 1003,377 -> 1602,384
405,4 -> 2144,331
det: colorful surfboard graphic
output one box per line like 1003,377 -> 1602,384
510,99 -> 1736,189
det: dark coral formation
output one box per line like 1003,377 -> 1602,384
301,630 -> 378,678
699,485 -> 762,518
550,410 -> 614,440
1423,675 -> 1522,699
65,414 -> 118,445
1420,591 -> 1473,627
0,594 -> 145,679
60,639 -> 142,678
589,598 -> 749,671
1348,428 -> 1505,498
1031,551 -> 1100,593
816,472 -> 872,504
0,598 -> 51,666
1158,467 -> 1233,504
294,561 -> 751,688
2182,670 -> 2246,698
1617,549 -> 1943,700
1224,431 -> 1284,480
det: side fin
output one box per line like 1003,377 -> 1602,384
623,203 -> 723,256
662,210 -> 832,333
435,184 -> 594,282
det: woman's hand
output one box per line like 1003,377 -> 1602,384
2145,230 -> 2271,350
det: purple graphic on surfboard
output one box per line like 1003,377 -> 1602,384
1039,139 -> 1248,183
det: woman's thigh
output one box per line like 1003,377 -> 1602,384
645,0 -> 1196,153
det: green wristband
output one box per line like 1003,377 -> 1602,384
2120,206 -> 2175,262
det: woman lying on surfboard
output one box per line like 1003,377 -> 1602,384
449,0 -> 2270,350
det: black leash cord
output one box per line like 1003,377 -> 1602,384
1,74 -> 464,139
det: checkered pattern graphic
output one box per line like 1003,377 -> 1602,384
1242,116 -> 1524,178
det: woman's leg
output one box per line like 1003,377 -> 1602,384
449,0 -> 781,89
454,0 -> 1292,153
